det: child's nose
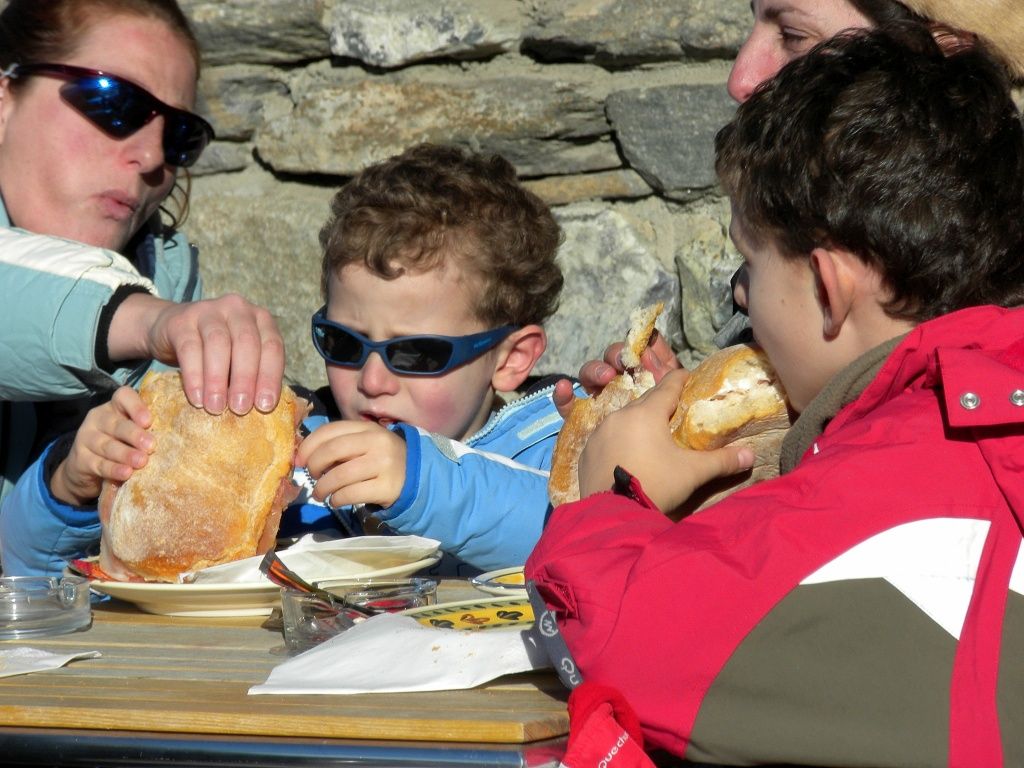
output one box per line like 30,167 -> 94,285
357,351 -> 400,396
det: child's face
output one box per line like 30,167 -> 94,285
323,263 -> 503,441
729,204 -> 842,413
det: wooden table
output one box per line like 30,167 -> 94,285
0,581 -> 569,767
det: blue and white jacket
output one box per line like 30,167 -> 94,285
285,378 -> 583,576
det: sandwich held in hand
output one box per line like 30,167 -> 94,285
549,304 -> 792,514
97,372 -> 302,582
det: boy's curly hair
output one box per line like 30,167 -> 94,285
319,143 -> 563,328
716,22 -> 1024,322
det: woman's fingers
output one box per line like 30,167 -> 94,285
147,294 -> 285,416
552,377 -> 580,419
639,331 -> 682,383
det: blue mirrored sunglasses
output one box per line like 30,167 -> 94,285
4,63 -> 214,168
311,307 -> 517,376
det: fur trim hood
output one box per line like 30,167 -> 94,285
899,0 -> 1024,79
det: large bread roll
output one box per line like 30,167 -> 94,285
98,371 -> 301,582
549,305 -> 792,515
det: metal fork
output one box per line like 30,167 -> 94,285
259,550 -> 374,620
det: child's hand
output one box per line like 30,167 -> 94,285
50,386 -> 154,507
295,421 -> 407,509
578,369 -> 754,512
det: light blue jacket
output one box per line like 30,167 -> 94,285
0,441 -> 104,576
0,200 -> 201,572
285,379 -> 583,576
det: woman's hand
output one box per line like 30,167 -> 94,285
578,369 -> 754,512
295,421 -> 408,510
108,293 -> 285,416
553,331 -> 681,419
49,386 -> 153,507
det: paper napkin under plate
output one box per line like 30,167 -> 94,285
186,534 -> 441,584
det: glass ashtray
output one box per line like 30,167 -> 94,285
280,578 -> 438,654
328,577 -> 437,615
279,589 -> 353,654
0,576 -> 92,639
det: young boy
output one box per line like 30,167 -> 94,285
279,142 -> 574,575
527,24 -> 1024,767
1,143 -> 574,578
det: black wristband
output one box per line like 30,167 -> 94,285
96,285 -> 152,373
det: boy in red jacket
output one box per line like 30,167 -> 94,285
527,23 -> 1024,768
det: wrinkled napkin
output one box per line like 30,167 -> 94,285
0,648 -> 101,678
184,535 -> 441,584
249,612 -> 550,695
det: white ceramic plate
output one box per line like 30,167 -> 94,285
399,594 -> 533,630
85,555 -> 441,617
470,566 -> 527,597
88,579 -> 280,618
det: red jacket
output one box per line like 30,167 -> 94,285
527,305 -> 1024,767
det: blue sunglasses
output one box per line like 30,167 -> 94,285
311,307 -> 517,376
5,62 -> 214,168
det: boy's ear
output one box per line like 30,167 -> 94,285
491,324 -> 546,393
810,246 -> 861,339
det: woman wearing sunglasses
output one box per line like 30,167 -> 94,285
554,0 -> 1024,408
0,0 -> 285,512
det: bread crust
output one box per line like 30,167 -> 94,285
99,372 -> 300,582
548,368 -> 654,508
621,302 -> 663,369
548,306 -> 792,513
549,303 -> 663,506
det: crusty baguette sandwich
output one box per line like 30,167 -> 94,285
549,304 -> 792,516
97,371 -> 302,582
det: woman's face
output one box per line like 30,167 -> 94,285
728,0 -> 875,102
0,14 -> 198,252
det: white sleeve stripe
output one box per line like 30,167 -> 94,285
416,426 -> 549,478
0,228 -> 154,292
1010,541 -> 1024,597
801,517 -> 990,639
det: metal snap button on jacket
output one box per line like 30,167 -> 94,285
960,392 -> 981,410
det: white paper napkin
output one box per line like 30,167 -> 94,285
184,534 -> 441,584
249,613 -> 550,695
0,648 -> 101,678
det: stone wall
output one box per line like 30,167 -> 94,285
181,0 -> 751,389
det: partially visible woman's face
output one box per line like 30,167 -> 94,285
0,13 -> 197,252
728,0 -> 875,102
